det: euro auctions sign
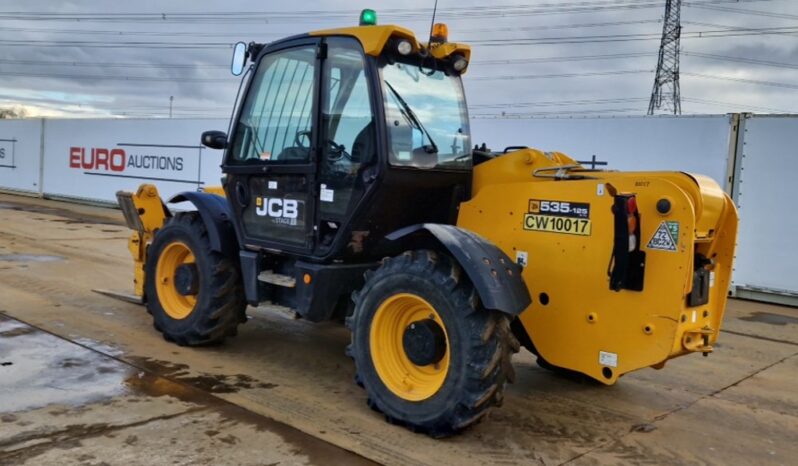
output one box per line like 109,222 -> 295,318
69,146 -> 185,173
43,118 -> 229,204
63,139 -> 201,191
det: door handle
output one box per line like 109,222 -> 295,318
235,181 -> 250,207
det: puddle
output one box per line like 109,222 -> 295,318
128,357 -> 278,394
0,254 -> 65,263
0,316 -> 277,415
0,316 -> 373,466
739,311 -> 798,326
0,317 -> 132,413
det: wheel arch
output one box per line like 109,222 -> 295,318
168,192 -> 239,259
385,224 -> 531,316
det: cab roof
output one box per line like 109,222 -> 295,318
309,24 -> 471,63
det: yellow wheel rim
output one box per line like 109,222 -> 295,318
155,241 -> 197,320
369,293 -> 450,401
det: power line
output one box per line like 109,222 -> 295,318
0,39 -> 232,48
471,107 -> 646,118
0,71 -> 234,82
469,69 -> 653,81
682,97 -> 794,113
4,50 -> 791,72
682,51 -> 798,70
0,0 -> 774,23
0,24 -> 795,50
470,97 -> 649,109
0,19 -> 663,39
468,26 -> 798,47
473,52 -> 651,66
0,25 -> 288,38
683,72 -> 798,90
688,3 -> 798,20
0,58 -> 226,69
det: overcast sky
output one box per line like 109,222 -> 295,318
1,0 -> 796,119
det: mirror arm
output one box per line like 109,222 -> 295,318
247,42 -> 265,62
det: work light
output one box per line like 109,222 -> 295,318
397,39 -> 413,55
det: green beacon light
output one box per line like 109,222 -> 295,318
359,9 -> 377,26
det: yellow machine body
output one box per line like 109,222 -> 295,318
457,148 -> 738,384
116,184 -> 224,298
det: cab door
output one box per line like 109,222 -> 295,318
316,37 -> 379,255
223,39 -> 320,253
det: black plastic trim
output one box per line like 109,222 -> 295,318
386,224 -> 531,315
168,191 -> 239,258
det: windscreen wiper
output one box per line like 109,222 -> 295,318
384,80 -> 438,154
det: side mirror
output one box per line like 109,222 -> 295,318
231,42 -> 247,76
201,130 -> 228,150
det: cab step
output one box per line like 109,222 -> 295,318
256,302 -> 300,320
257,270 -> 296,288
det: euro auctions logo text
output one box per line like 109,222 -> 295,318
69,147 -> 184,172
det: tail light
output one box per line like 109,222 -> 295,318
608,194 -> 646,291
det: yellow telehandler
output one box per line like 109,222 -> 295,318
113,11 -> 738,437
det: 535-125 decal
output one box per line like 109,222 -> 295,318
523,199 -> 592,236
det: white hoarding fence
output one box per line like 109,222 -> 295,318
471,115 -> 734,189
0,114 -> 796,304
731,115 -> 798,303
42,118 -> 228,204
0,119 -> 43,194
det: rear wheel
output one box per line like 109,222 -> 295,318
145,212 -> 246,346
348,250 -> 518,437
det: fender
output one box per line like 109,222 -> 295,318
168,191 -> 239,258
386,224 -> 531,315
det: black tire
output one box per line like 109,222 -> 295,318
347,250 -> 519,437
145,212 -> 246,346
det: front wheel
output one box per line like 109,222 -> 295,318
145,212 -> 246,346
348,250 -> 518,437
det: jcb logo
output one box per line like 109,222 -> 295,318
256,197 -> 298,219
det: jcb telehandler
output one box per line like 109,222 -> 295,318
114,11 -> 738,437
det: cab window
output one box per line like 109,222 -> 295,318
318,38 -> 376,221
230,46 -> 317,163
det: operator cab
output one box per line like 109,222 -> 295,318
208,14 -> 473,262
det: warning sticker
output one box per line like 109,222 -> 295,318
599,351 -> 618,368
647,221 -> 679,251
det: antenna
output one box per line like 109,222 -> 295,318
428,0 -> 439,44
648,0 -> 682,115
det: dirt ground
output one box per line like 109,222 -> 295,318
0,193 -> 796,466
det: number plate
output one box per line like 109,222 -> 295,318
523,214 -> 592,236
524,198 -> 592,236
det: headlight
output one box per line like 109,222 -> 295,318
452,54 -> 468,72
397,39 -> 413,56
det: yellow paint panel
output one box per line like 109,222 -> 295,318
202,185 -> 226,197
310,25 -> 418,56
459,154 -> 738,384
310,24 -> 472,65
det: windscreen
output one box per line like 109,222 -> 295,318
381,62 -> 471,169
